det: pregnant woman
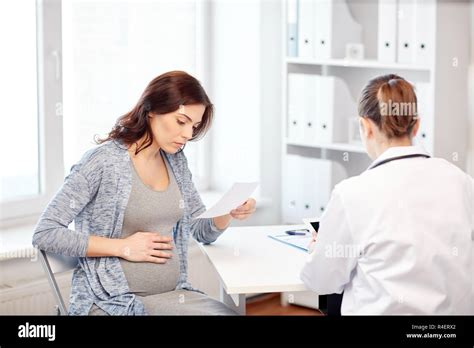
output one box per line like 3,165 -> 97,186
32,71 -> 256,315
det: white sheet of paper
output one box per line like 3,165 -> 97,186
195,182 -> 259,219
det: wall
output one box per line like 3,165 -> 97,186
258,0 -> 283,225
209,0 -> 261,193
187,0 -> 283,298
208,0 -> 282,226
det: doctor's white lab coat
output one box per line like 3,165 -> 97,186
300,146 -> 474,314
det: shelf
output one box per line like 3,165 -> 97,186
286,139 -> 367,153
285,57 -> 432,72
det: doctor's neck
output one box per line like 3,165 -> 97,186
373,135 -> 413,158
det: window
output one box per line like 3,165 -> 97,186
62,0 -> 210,190
1,0 -> 212,226
0,0 -> 39,202
0,0 -> 63,224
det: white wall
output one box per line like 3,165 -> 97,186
258,0 -> 283,225
208,0 -> 282,225
209,0 -> 261,192
187,0 -> 284,299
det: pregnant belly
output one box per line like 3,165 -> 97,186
119,251 -> 180,297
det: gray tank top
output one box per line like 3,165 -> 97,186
119,151 -> 183,296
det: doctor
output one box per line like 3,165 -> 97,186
300,74 -> 473,314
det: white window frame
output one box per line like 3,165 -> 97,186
0,0 -> 63,227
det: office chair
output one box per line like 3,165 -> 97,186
38,249 -> 78,315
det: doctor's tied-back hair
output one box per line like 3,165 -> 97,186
358,74 -> 418,139
96,71 -> 214,154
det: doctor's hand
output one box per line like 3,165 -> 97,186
230,198 -> 257,220
307,231 -> 317,253
119,232 -> 173,263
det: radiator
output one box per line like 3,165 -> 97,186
0,272 -> 72,315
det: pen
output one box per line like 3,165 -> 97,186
285,230 -> 308,236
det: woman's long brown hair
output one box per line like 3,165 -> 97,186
96,71 -> 213,154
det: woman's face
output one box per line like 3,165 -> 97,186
149,104 -> 205,154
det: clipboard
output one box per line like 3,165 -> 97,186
268,230 -> 313,252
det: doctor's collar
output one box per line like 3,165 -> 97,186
367,145 -> 431,170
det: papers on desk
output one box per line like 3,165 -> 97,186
268,231 -> 313,252
195,182 -> 259,219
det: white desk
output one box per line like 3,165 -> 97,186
198,224 -> 312,315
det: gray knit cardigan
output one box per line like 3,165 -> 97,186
32,140 -> 225,315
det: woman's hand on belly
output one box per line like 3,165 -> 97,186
119,232 -> 173,263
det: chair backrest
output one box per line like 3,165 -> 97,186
38,250 -> 78,315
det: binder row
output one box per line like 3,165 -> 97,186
287,0 -> 362,59
287,74 -> 356,144
287,73 -> 433,152
378,0 -> 436,65
287,0 -> 436,65
282,155 -> 347,223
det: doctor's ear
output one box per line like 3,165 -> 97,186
411,117 -> 421,138
359,117 -> 372,138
